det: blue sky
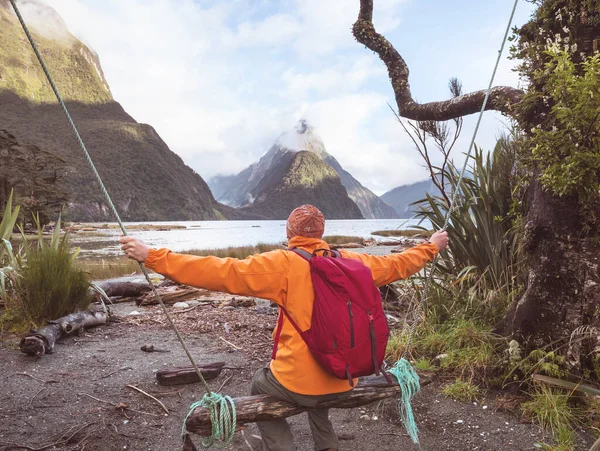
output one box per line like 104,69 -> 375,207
39,0 -> 535,195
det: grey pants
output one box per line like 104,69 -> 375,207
250,367 -> 350,451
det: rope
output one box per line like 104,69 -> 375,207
389,0 -> 520,444
183,393 -> 237,448
388,359 -> 420,444
9,1 -> 232,446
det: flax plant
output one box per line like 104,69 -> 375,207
411,141 -> 523,314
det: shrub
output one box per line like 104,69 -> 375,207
18,227 -> 90,324
412,143 -> 522,302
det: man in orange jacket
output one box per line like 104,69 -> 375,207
120,204 -> 448,451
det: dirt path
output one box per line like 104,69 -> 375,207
0,302 -> 587,451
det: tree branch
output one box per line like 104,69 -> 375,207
353,0 -> 523,121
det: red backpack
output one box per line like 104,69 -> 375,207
272,247 -> 390,386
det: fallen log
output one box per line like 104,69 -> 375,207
185,372 -> 433,436
137,285 -> 212,306
156,362 -> 226,386
20,304 -> 109,357
91,276 -> 153,299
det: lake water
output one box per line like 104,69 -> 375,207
70,218 -> 428,258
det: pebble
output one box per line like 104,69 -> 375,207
173,302 -> 189,309
360,415 -> 370,421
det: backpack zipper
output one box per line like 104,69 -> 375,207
347,300 -> 355,348
367,311 -> 380,375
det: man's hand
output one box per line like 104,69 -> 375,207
119,236 -> 150,263
429,230 -> 449,251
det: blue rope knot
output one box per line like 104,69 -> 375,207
182,392 -> 237,449
388,358 -> 421,444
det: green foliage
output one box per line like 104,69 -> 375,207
16,218 -> 90,325
442,379 -> 481,402
529,50 -> 600,209
413,144 -> 519,285
522,385 -> 583,447
2,210 -> 90,329
504,347 -> 570,388
413,358 -> 436,372
0,190 -> 23,303
412,142 -> 523,318
387,319 -> 502,384
510,0 -> 600,223
185,243 -> 283,259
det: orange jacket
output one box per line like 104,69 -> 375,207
145,236 -> 438,395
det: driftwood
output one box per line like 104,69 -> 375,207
19,304 -> 109,357
185,372 -> 432,436
138,285 -> 212,306
156,362 -> 226,386
91,277 -> 153,300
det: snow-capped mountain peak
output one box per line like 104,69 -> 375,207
274,119 -> 329,159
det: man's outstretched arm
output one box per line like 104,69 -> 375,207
341,231 -> 448,286
120,237 -> 289,302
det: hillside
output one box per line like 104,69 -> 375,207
0,1 -> 242,221
241,151 -> 363,219
210,120 -> 397,219
381,179 -> 441,218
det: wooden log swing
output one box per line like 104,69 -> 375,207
184,372 -> 432,436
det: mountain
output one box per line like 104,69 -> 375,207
240,151 -> 363,219
209,120 -> 398,219
381,179 -> 440,218
0,0 -> 247,221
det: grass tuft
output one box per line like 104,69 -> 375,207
522,385 -> 583,448
442,379 -> 481,402
17,235 -> 90,326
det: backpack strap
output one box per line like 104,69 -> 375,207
288,247 -> 312,261
288,247 -> 341,259
271,307 -> 304,360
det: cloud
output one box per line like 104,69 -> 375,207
38,0 -> 527,197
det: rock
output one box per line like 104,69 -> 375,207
173,302 -> 190,309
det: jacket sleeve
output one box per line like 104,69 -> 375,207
144,248 -> 290,303
340,242 -> 438,287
